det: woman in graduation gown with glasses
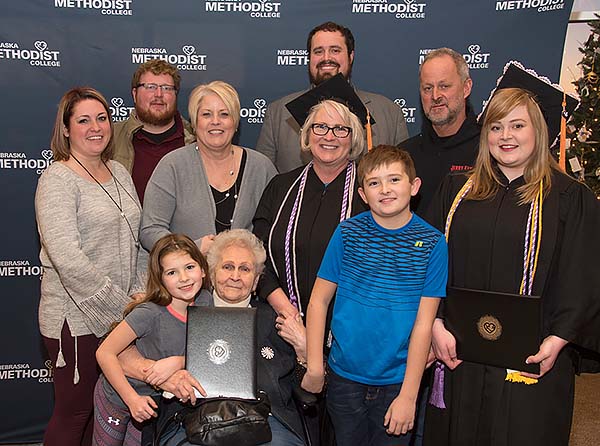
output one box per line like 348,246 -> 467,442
253,75 -> 371,445
253,75 -> 371,336
423,68 -> 600,446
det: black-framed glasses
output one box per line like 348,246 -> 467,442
136,83 -> 177,93
310,123 -> 352,138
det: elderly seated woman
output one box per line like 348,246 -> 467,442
120,229 -> 306,446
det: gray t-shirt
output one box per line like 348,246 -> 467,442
100,290 -> 211,408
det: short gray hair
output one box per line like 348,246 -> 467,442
420,47 -> 470,82
206,229 -> 266,280
299,99 -> 365,161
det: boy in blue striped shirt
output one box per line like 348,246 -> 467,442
302,145 -> 448,446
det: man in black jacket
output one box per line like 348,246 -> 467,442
400,48 -> 480,446
401,48 -> 480,214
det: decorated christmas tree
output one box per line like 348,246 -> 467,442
566,15 -> 600,197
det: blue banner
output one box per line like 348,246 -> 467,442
0,0 -> 573,441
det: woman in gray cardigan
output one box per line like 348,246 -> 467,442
35,87 -> 146,446
141,81 -> 276,254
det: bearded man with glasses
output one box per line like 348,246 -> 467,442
113,60 -> 196,202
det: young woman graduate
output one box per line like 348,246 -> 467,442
423,62 -> 600,446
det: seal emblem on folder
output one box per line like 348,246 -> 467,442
207,339 -> 231,365
477,315 -> 502,341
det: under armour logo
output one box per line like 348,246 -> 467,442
108,417 -> 120,426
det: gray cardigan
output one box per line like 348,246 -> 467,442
140,144 -> 277,251
35,161 -> 147,339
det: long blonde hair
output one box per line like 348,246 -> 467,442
469,88 -> 558,204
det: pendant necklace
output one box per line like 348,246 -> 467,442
200,145 -> 239,229
70,154 -> 140,247
214,149 -> 238,228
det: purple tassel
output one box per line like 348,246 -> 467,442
429,361 -> 446,409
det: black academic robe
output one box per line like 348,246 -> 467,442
253,164 -> 368,316
424,169 -> 600,446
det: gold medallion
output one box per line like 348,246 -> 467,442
477,315 -> 502,341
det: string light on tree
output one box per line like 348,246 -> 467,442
566,14 -> 600,196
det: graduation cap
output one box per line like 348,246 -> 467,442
481,62 -> 579,169
285,73 -> 375,149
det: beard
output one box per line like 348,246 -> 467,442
136,102 -> 177,127
425,100 -> 461,127
309,60 -> 352,86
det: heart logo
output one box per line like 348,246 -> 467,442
34,40 -> 48,51
182,45 -> 195,56
41,150 -> 53,161
45,359 -> 53,370
394,98 -> 406,107
111,97 -> 124,107
214,346 -> 226,357
477,314 -> 502,340
254,98 -> 266,109
207,339 -> 231,364
483,322 -> 496,334
404,0 -> 414,3
468,44 -> 480,55
260,0 -> 267,3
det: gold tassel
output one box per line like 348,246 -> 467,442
559,92 -> 567,172
366,110 -> 373,151
505,371 -> 538,385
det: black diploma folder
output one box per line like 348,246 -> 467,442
186,306 -> 257,399
444,287 -> 541,374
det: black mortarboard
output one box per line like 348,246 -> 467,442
285,73 -> 374,127
481,62 -> 579,146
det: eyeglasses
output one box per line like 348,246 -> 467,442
310,123 -> 352,138
136,83 -> 177,93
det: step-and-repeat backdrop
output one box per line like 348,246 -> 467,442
0,0 -> 573,442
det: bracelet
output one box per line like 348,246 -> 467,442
296,357 -> 307,368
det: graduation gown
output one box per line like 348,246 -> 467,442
253,164 -> 368,316
424,169 -> 600,446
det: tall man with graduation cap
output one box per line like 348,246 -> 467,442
256,21 -> 408,173
253,74 -> 374,445
423,62 -> 600,446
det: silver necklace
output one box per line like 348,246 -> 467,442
213,181 -> 238,206
197,145 -> 236,177
199,145 -> 238,228
213,168 -> 239,228
70,155 -> 140,247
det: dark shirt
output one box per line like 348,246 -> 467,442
211,149 -> 248,233
401,104 -> 480,214
131,112 -> 186,202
